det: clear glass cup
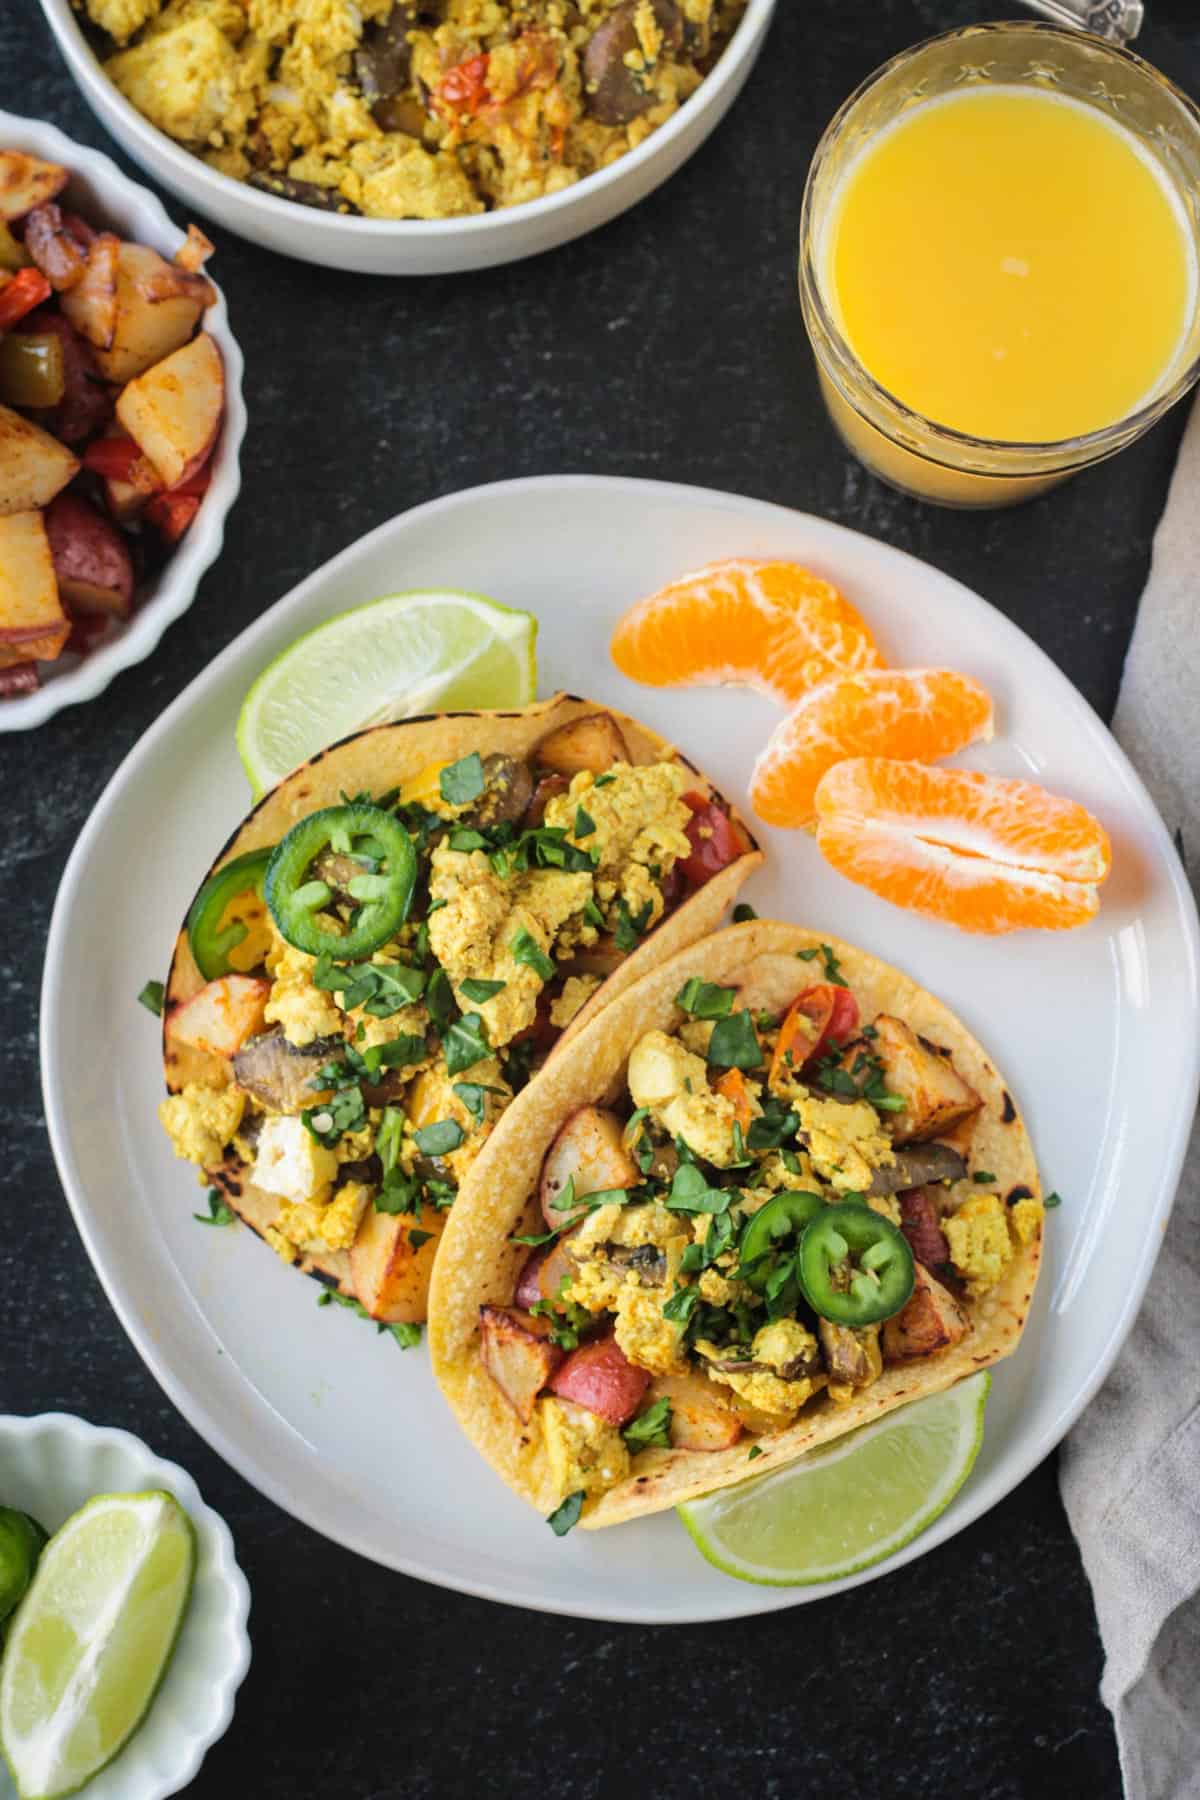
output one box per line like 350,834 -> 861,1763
799,23 -> 1200,507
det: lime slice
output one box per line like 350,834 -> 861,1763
237,588 -> 538,797
678,1372 -> 990,1586
1,1491 -> 195,1800
0,1513 -> 47,1631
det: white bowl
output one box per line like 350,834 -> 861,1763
0,1412 -> 250,1800
0,111 -> 245,732
36,0 -> 776,274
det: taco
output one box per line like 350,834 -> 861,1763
428,919 -> 1044,1529
157,694 -> 761,1330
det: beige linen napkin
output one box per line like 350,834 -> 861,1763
1059,394 -> 1200,1800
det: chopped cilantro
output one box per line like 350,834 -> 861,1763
511,927 -> 556,982
317,1288 -> 421,1349
414,1118 -> 466,1157
439,752 -> 485,806
747,1094 -> 799,1151
193,1188 -> 235,1227
662,1285 -> 700,1325
315,956 -> 425,1017
730,1120 -> 752,1167
973,1171 -> 997,1184
665,1163 -> 731,1216
460,976 -> 506,1004
583,897 -> 605,930
530,1293 -> 592,1351
795,943 -> 846,984
503,1037 -> 538,1092
443,1010 -> 491,1075
138,979 -> 164,1016
573,806 -> 596,839
301,1085 -> 366,1147
674,978 -> 737,1019
387,1321 -> 422,1349
747,1445 -> 763,1462
374,1173 -> 422,1216
407,1229 -> 433,1251
614,896 -> 653,953
593,773 -> 616,788
447,827 -> 489,852
622,1396 -> 673,1452
732,903 -> 758,924
453,1080 -> 504,1124
708,1009 -> 763,1070
425,967 -> 456,1032
547,1490 -> 585,1536
1044,1191 -> 1062,1209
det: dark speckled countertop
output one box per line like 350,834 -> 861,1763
5,1 -> 1199,1794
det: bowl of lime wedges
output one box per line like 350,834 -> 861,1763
0,1415 -> 249,1800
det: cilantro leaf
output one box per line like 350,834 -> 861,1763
674,978 -> 737,1020
665,1163 -> 731,1216
573,806 -> 596,839
460,977 -> 506,1004
453,1080 -> 504,1124
1044,1191 -> 1062,1209
732,903 -> 758,923
796,942 -> 847,987
662,1285 -> 700,1324
302,1085 -> 366,1147
193,1187 -> 235,1227
407,1229 -> 433,1250
138,979 -> 164,1016
511,927 -> 556,982
447,827 -> 489,852
547,1490 -> 585,1536
387,1321 -> 422,1349
414,1118 -> 466,1156
747,1094 -> 799,1151
973,1171 -> 997,1185
708,1009 -> 763,1070
439,753 -> 485,806
614,896 -> 653,953
375,1173 -> 422,1216
747,1444 -> 763,1461
583,897 -> 605,930
425,967 -> 455,1032
443,1010 -> 491,1076
622,1396 -> 673,1452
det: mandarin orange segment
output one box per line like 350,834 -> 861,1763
750,668 -> 994,828
814,758 -> 1111,934
610,558 -> 883,707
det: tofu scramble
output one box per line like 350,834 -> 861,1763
80,0 -> 749,219
158,706 -> 752,1338
478,951 -> 1045,1515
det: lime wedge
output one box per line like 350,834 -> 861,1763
678,1372 -> 990,1586
237,588 -> 538,797
0,1491 -> 195,1800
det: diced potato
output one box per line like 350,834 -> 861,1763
116,331 -> 223,488
167,975 -> 270,1057
535,711 -> 630,775
88,241 -> 206,383
350,1203 -> 446,1324
0,511 -> 69,663
0,151 -> 68,222
649,1370 -> 743,1451
882,1264 -> 969,1361
44,492 -> 134,618
59,232 -> 120,350
0,405 -> 79,515
871,1015 -> 983,1145
480,1305 -> 563,1422
22,204 -> 87,291
539,1105 -> 638,1229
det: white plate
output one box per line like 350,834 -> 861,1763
41,476 -> 1200,1623
0,112 -> 246,731
0,1412 -> 250,1800
37,0 -> 775,275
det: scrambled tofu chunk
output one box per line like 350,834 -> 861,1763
89,0 -> 160,44
263,934 -> 343,1047
106,18 -> 255,144
342,138 -> 484,219
751,1318 -> 819,1375
549,974 -> 601,1029
1010,1197 -> 1045,1245
567,1203 -> 686,1317
614,1284 -> 686,1376
540,1397 -> 630,1503
159,1082 -> 244,1168
428,846 -> 590,1045
626,1029 -> 742,1167
945,1193 -> 1013,1296
697,1338 -> 822,1419
794,1093 -> 895,1193
251,1114 -> 338,1207
404,1056 -> 511,1183
544,761 -> 691,929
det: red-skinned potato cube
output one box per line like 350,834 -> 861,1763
548,1333 -> 649,1425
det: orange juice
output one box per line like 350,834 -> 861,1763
820,86 -> 1196,445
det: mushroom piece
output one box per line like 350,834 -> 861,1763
583,0 -> 684,125
868,1142 -> 967,1197
464,753 -> 534,830
230,1028 -> 344,1115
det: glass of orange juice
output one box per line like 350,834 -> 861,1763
799,23 -> 1200,507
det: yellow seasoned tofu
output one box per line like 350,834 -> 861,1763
1010,1196 -> 1045,1246
404,1056 -> 511,1183
89,0 -> 161,45
626,1028 -> 747,1167
794,1093 -> 895,1193
263,934 -> 343,1047
342,139 -> 484,220
159,1082 -> 245,1168
549,973 -> 601,1029
945,1193 -> 1013,1296
540,1397 -> 630,1503
543,761 -> 692,927
106,19 -> 246,144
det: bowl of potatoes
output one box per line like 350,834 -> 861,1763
0,110 -> 244,731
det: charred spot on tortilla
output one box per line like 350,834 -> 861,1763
1006,1184 -> 1035,1206
1001,1091 -> 1017,1123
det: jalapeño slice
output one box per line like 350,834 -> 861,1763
738,1190 -> 824,1291
266,803 -> 417,960
187,846 -> 273,980
798,1203 -> 914,1326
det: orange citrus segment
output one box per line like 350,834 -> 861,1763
610,558 -> 883,707
814,758 -> 1111,934
750,668 -> 995,828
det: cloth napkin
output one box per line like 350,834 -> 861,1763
1059,394 -> 1200,1800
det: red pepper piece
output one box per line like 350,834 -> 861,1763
0,267 -> 53,330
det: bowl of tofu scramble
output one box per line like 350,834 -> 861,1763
40,0 -> 775,274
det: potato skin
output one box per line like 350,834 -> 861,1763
350,1203 -> 447,1323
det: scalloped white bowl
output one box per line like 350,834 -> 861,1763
0,111 -> 245,732
36,0 -> 776,274
0,1413 -> 250,1800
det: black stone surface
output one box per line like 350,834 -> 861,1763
4,1 -> 1199,1794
